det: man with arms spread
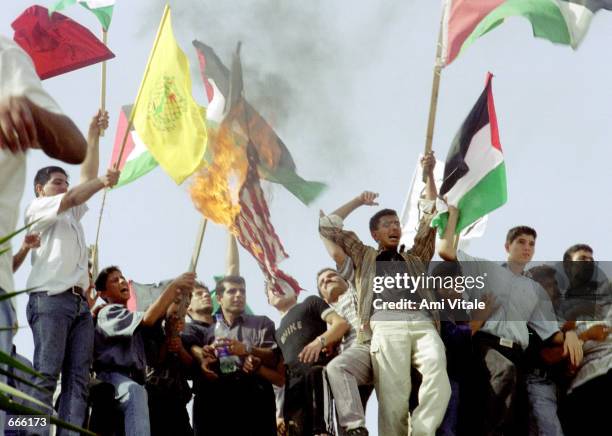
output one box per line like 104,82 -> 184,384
319,153 -> 450,436
0,35 -> 88,433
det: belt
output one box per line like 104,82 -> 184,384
474,331 -> 523,352
67,286 -> 85,298
97,366 -> 146,385
35,287 -> 86,298
530,367 -> 551,379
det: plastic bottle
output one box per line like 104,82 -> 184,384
214,313 -> 240,374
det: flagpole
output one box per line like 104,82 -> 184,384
92,5 -> 171,266
452,233 -> 460,250
100,28 -> 108,137
422,13 -> 445,182
189,218 -> 208,273
167,217 -> 207,345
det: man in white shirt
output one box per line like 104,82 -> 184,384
24,116 -> 118,433
0,35 -> 87,434
438,206 -> 583,435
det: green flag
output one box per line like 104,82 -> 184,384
50,0 -> 115,30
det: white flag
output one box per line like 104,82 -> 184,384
399,155 -> 487,252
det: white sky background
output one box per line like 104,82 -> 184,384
3,1 -> 612,433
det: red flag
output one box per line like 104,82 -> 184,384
234,144 -> 302,296
12,5 -> 114,80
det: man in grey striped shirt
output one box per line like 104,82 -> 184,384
318,253 -> 372,436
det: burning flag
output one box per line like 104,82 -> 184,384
189,125 -> 248,228
190,44 -> 301,296
12,5 -> 114,79
193,39 -> 326,205
234,144 -> 302,296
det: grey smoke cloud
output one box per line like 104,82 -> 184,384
138,0 -> 406,181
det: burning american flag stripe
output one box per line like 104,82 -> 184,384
234,144 -> 301,296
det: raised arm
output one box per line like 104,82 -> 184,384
319,210 -> 347,266
421,151 -> 437,202
58,167 -> 120,214
0,96 -> 87,164
142,273 -> 196,327
319,191 -> 379,265
331,191 -> 379,220
225,232 -> 240,276
80,110 -> 109,183
438,205 -> 459,261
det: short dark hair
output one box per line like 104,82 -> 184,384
34,166 -> 68,196
369,209 -> 398,232
194,281 -> 209,292
505,226 -> 537,244
215,275 -> 246,297
563,244 -> 594,263
430,261 -> 462,279
95,265 -> 121,292
528,265 -> 557,284
316,267 -> 337,298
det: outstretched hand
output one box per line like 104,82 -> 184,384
170,272 -> 197,297
0,96 -> 37,153
100,168 -> 121,189
562,330 -> 584,367
22,233 -> 41,250
357,191 -> 379,206
421,151 -> 436,175
88,109 -> 109,138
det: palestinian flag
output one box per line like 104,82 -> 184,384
110,105 -> 158,188
50,0 -> 115,30
192,40 -> 327,205
12,5 -> 114,80
432,73 -> 506,236
441,0 -> 612,66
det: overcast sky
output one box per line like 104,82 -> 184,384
3,1 -> 612,432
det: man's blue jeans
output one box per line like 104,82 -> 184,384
97,371 -> 150,436
0,287 -> 16,436
26,291 -> 94,436
526,372 -> 564,436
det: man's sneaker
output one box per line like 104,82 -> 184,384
347,427 -> 369,436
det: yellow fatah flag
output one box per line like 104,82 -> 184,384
132,6 -> 207,184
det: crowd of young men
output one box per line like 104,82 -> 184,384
2,33 -> 611,436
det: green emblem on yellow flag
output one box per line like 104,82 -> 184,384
148,76 -> 187,132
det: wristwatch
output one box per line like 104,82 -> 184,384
318,336 -> 326,347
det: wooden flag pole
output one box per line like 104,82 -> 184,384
167,217 -> 208,347
91,5 -> 171,265
100,28 -> 108,137
452,232 -> 461,250
189,218 -> 208,273
422,16 -> 445,182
